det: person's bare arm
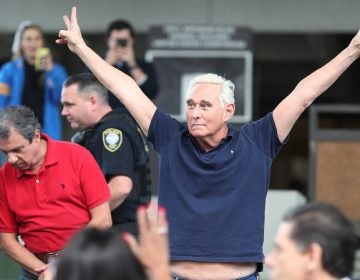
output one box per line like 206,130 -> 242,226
273,29 -> 360,142
87,201 -> 112,229
57,7 -> 156,135
0,232 -> 45,276
108,175 -> 133,210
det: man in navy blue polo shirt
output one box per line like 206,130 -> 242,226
57,7 -> 360,280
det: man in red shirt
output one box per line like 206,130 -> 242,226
0,105 -> 112,280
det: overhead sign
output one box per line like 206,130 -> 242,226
146,24 -> 253,123
148,25 -> 252,51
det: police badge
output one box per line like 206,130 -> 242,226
102,128 -> 123,152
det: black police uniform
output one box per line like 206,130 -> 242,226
72,108 -> 151,234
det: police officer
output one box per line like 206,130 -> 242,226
61,73 -> 151,234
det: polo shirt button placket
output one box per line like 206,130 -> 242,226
35,176 -> 47,202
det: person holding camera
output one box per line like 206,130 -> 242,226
0,21 -> 67,141
104,19 -> 159,108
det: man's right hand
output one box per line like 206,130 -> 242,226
56,6 -> 86,54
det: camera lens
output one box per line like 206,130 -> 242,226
116,39 -> 127,47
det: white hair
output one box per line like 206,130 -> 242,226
186,73 -> 235,107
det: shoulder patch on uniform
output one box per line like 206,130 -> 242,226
102,128 -> 123,152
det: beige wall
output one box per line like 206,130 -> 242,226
0,0 -> 359,33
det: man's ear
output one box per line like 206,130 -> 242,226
224,103 -> 235,122
88,95 -> 98,111
33,129 -> 41,143
89,95 -> 97,105
131,37 -> 135,47
304,243 -> 323,272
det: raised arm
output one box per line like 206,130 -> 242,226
273,29 -> 360,142
56,7 -> 156,135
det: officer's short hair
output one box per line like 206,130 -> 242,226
63,73 -> 109,105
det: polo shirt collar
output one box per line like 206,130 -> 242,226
182,124 -> 234,152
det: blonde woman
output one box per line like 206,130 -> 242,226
0,21 -> 67,140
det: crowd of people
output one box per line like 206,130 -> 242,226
0,5 -> 359,280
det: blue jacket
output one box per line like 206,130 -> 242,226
0,57 -> 67,139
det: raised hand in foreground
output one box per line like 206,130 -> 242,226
122,202 -> 171,280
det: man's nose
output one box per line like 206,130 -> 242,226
7,153 -> 17,164
192,106 -> 201,118
61,107 -> 67,116
264,252 -> 274,268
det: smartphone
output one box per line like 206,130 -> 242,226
35,47 -> 50,71
116,39 -> 128,48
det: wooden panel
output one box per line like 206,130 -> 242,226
316,141 -> 360,220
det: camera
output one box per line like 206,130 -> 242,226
116,39 -> 128,48
35,47 -> 50,71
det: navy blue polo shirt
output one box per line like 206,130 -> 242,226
148,109 -> 285,263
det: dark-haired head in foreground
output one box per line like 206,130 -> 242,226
266,202 -> 358,280
55,227 -> 148,280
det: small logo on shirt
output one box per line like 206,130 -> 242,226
102,128 -> 123,152
60,183 -> 65,189
230,150 -> 234,154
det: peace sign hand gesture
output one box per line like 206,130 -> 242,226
56,6 -> 86,54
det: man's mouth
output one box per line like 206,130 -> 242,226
15,162 -> 26,170
192,123 -> 204,127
